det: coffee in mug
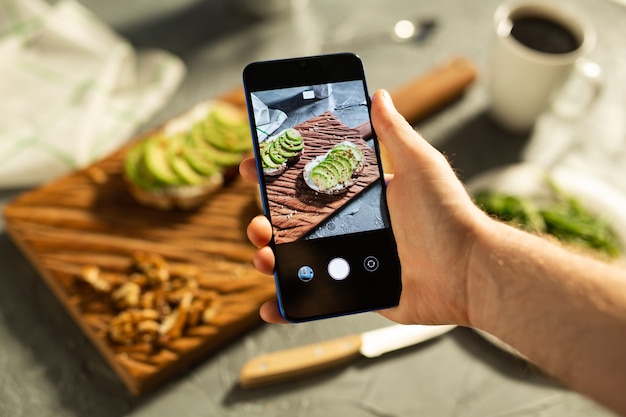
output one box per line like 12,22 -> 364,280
488,0 -> 600,132
510,15 -> 580,54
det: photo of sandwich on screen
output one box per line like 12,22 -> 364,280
250,80 -> 389,245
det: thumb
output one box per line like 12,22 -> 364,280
370,89 -> 435,173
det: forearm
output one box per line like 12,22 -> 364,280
468,218 -> 626,415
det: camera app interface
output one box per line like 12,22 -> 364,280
250,80 -> 389,245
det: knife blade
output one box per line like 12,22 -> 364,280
238,324 -> 456,388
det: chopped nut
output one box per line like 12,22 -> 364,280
137,308 -> 159,321
80,265 -> 111,293
137,319 -> 159,333
159,292 -> 193,341
140,291 -> 155,309
137,320 -> 160,343
202,299 -> 222,324
78,252 -> 224,347
109,310 -> 136,345
129,273 -> 148,288
166,273 -> 200,304
132,252 -> 170,284
149,290 -> 171,317
187,298 -> 205,327
112,282 -> 140,309
159,309 -> 178,337
147,267 -> 169,285
109,309 -> 161,345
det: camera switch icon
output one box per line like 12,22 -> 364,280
363,256 -> 380,272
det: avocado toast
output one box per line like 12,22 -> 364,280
303,141 -> 364,195
124,101 -> 252,210
259,128 -> 304,177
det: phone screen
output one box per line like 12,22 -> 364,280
243,53 -> 401,322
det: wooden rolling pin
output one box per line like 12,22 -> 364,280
359,55 -> 478,172
388,55 -> 477,125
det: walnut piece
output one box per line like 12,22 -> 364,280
132,252 -> 169,284
109,309 -> 160,345
159,292 -> 193,342
112,282 -> 141,309
79,265 -> 111,293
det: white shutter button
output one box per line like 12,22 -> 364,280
328,258 -> 350,281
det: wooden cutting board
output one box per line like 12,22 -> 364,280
2,93 -> 275,395
2,56 -> 477,395
266,112 -> 380,244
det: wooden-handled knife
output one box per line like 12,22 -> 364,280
239,324 -> 456,388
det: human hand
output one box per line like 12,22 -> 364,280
239,160 -> 287,323
368,90 -> 486,327
240,89 -> 488,326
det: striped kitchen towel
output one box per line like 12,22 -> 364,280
0,0 -> 185,188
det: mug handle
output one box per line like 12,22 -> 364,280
551,58 -> 603,119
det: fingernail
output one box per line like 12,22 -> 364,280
374,89 -> 390,104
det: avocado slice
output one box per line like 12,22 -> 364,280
124,142 -> 146,185
188,124 -> 244,167
310,165 -> 338,191
144,135 -> 186,186
183,132 -> 222,176
203,106 -> 252,153
318,160 -> 341,183
330,145 -> 363,174
285,129 -> 303,142
329,149 -> 356,171
276,138 -> 298,159
326,156 -> 351,183
260,141 -> 282,169
268,140 -> 287,164
280,130 -> 301,144
328,153 -> 354,179
278,135 -> 304,152
211,102 -> 246,127
168,135 -> 207,185
125,141 -> 162,190
276,147 -> 297,159
330,144 -> 363,171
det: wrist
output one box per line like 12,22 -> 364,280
464,217 -> 531,331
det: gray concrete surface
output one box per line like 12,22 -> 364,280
1,0 -> 625,415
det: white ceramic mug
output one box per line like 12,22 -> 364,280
488,0 -> 601,132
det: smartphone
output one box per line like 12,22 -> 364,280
243,53 -> 401,322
